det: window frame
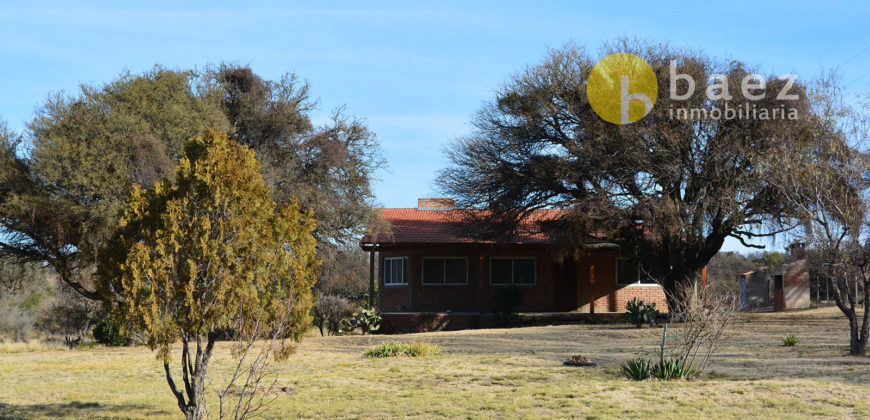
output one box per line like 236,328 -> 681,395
421,257 -> 469,286
382,257 -> 407,286
489,256 -> 537,286
615,258 -> 658,286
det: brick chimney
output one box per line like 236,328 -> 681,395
789,242 -> 807,260
417,198 -> 455,210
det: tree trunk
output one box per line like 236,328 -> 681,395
165,333 -> 216,420
831,276 -> 868,357
849,315 -> 861,356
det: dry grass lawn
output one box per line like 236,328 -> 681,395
1,306 -> 869,419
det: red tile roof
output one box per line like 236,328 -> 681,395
364,208 -> 566,245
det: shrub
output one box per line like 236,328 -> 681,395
782,334 -> 799,347
92,316 -> 129,347
363,341 -> 441,358
494,286 -> 523,326
621,357 -> 693,381
651,358 -> 693,380
664,280 -> 740,376
312,294 -> 356,336
620,358 -> 651,380
0,259 -> 53,342
346,308 -> 381,334
625,297 -> 660,327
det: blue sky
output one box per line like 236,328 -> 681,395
2,1 -> 869,253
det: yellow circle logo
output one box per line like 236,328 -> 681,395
586,53 -> 658,124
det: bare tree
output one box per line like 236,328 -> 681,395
437,40 -> 814,308
781,75 -> 869,352
774,73 -> 870,355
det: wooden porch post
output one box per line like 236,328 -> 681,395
368,248 -> 375,309
589,264 -> 595,314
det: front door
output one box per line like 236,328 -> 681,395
553,257 -> 578,311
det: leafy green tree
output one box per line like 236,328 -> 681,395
0,69 -> 228,301
99,130 -> 319,419
0,64 -> 383,304
204,66 -> 387,302
438,40 -> 816,306
204,65 -> 384,245
751,251 -> 788,268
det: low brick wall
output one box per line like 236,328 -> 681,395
380,311 -> 631,333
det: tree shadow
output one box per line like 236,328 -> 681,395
0,401 -> 173,419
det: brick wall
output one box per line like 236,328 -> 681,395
377,244 -> 557,313
375,245 -> 667,315
573,251 -> 668,313
782,259 -> 810,309
379,284 -> 409,312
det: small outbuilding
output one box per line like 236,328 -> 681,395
739,243 -> 811,311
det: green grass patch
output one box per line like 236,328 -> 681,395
363,341 -> 442,358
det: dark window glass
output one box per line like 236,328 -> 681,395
444,258 -> 467,284
423,258 -> 445,284
513,259 -> 535,284
491,259 -> 512,284
383,259 -> 391,284
384,258 -> 405,285
617,259 -> 637,285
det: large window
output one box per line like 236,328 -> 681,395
422,257 -> 468,285
383,257 -> 406,286
616,258 -> 657,286
490,257 -> 536,285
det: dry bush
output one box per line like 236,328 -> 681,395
312,294 -> 356,336
209,301 -> 299,420
665,279 -> 740,376
0,261 -> 54,342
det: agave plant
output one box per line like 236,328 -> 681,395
651,358 -> 693,380
620,358 -> 651,380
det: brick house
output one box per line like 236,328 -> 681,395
360,198 -> 668,331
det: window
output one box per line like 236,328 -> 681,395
383,257 -> 406,285
490,257 -> 536,285
616,258 -> 657,286
422,257 -> 468,285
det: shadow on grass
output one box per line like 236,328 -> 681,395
0,401 -> 173,419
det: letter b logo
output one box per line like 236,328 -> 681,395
587,53 -> 658,125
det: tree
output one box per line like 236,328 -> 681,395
0,65 -> 384,305
203,65 -> 384,245
438,40 -> 813,306
203,65 -> 387,301
98,130 -> 320,419
0,69 -> 229,301
750,251 -> 788,268
706,252 -> 755,293
774,74 -> 870,356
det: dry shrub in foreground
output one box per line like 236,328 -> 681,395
666,279 -> 740,377
209,300 -> 298,420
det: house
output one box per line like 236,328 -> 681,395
359,198 -> 668,332
739,243 -> 811,311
